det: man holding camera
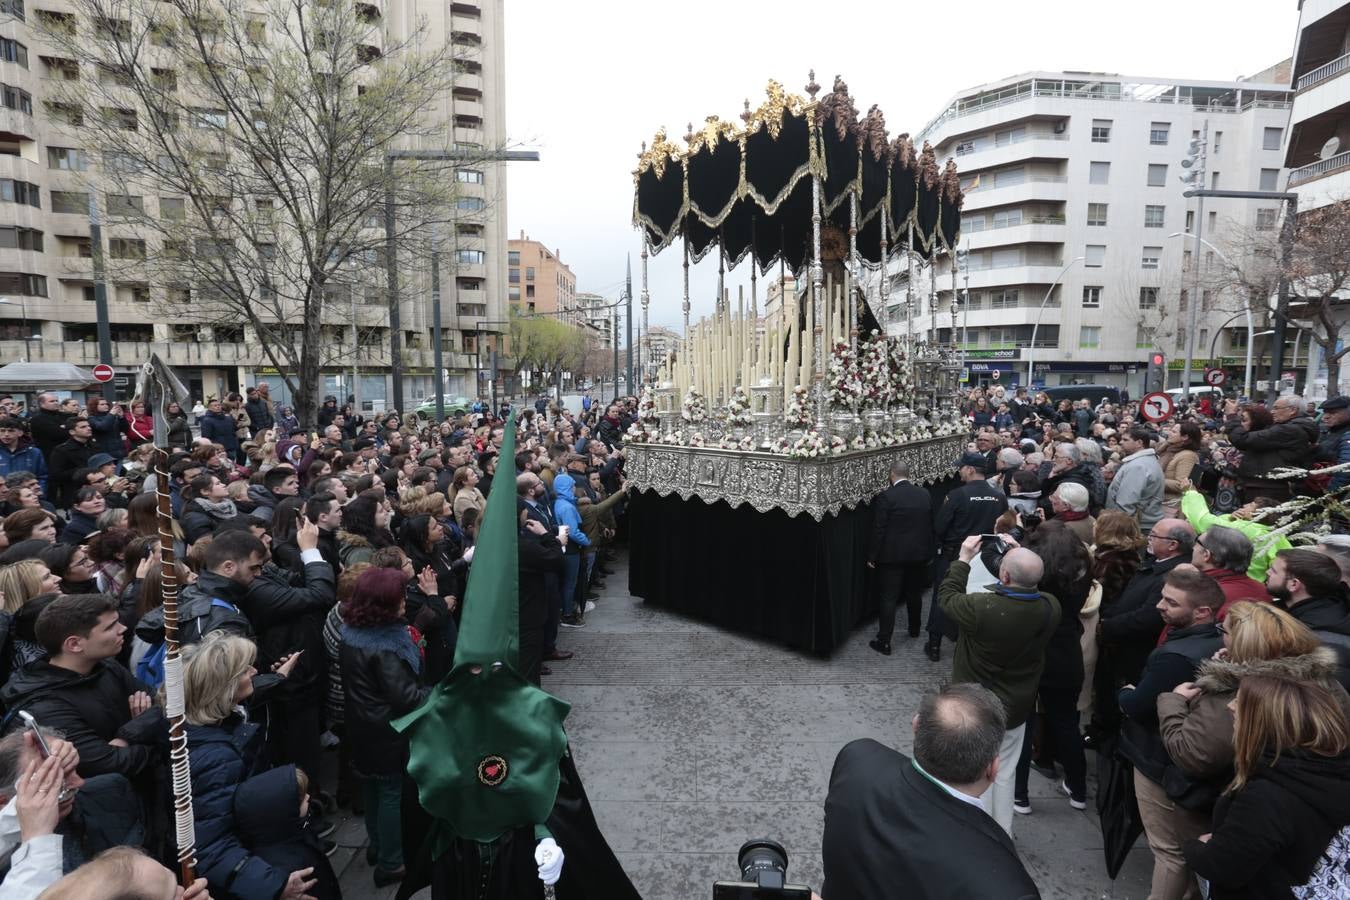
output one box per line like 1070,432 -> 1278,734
822,683 -> 1038,899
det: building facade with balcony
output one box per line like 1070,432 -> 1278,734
0,0 -> 509,412
643,324 -> 679,380
573,292 -> 614,348
507,231 -> 574,318
907,70 -> 1292,392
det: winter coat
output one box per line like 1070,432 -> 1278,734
166,412 -> 192,450
57,510 -> 98,546
243,398 -> 274,435
1319,419 -> 1350,492
246,484 -> 282,513
339,623 -> 428,775
1278,595 -> 1350,692
232,766 -> 340,899
180,498 -> 239,545
595,415 -> 624,450
1106,448 -> 1165,531
0,442 -> 48,496
186,715 -> 289,900
1181,490 -> 1290,582
336,531 -> 376,568
1183,748 -> 1350,899
1157,447 -> 1199,503
86,412 -> 128,459
1099,552 -> 1189,686
1035,553 -> 1090,690
238,559 -> 336,702
1225,414 -> 1319,479
139,570 -> 254,647
0,659 -> 162,779
199,410 -> 239,453
1201,568 -> 1271,621
27,409 -> 69,459
552,473 -> 591,552
47,437 -> 96,509
125,411 -> 153,447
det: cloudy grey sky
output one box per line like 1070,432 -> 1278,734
503,0 -> 1299,338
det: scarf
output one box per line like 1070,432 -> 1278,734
194,496 -> 238,520
341,621 -> 421,674
1057,509 -> 1089,522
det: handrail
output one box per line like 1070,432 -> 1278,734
955,132 -> 1070,155
963,215 -> 1067,233
1289,148 -> 1350,185
1297,52 -> 1350,91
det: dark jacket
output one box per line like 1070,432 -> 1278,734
139,570 -> 254,647
166,411 -> 193,450
1225,414 -> 1319,478
0,441 -> 48,495
939,560 -> 1061,728
339,624 -> 429,775
86,412 -> 127,459
1118,621 -> 1222,782
244,397 -> 274,435
0,659 -> 162,779
47,437 -> 96,509
822,739 -> 1040,900
1036,554 -> 1090,689
934,480 -> 1009,550
595,414 -> 624,450
186,715 -> 288,900
232,765 -> 340,900
1099,552 -> 1190,686
239,558 -> 336,701
1183,749 -> 1350,900
1318,419 -> 1350,492
1278,594 -> 1350,691
869,479 -> 936,566
199,410 -> 240,453
179,500 -> 233,545
28,409 -> 69,459
58,510 -> 99,545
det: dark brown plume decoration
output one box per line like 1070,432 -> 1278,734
941,159 -> 964,204
861,105 -> 889,162
919,142 -> 940,189
891,133 -> 916,170
816,75 -> 860,142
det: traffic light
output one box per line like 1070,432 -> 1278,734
1147,352 -> 1167,392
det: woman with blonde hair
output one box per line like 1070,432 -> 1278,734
0,559 -> 62,613
1156,603 -> 1347,880
1182,673 -> 1350,897
182,632 -> 321,899
450,465 -> 485,527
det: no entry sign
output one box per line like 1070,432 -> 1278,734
1140,391 -> 1174,423
92,364 -> 115,383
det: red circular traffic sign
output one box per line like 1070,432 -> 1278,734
1205,368 -> 1227,387
1140,391 -> 1175,423
92,364 -> 114,383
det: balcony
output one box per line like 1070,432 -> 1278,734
450,15 -> 482,34
962,219 -> 1067,250
454,97 -> 484,120
1289,147 -> 1350,185
960,176 -> 1068,211
962,263 -> 1070,291
1298,51 -> 1350,92
0,106 -> 34,141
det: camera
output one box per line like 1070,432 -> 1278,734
712,839 -> 814,899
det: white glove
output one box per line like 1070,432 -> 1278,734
534,837 -> 564,886
462,546 -> 476,563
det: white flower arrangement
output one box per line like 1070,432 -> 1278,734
724,386 -> 752,427
784,429 -> 827,458
662,429 -> 685,446
827,341 -> 864,410
687,431 -> 706,447
719,433 -> 755,451
680,388 -> 708,424
859,331 -> 893,410
829,435 -> 848,455
637,387 -> 660,425
783,385 -> 813,428
850,434 -> 868,451
888,342 -> 915,404
625,420 -> 651,444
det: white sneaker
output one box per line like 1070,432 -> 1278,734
584,600 -> 596,613
1013,799 -> 1032,815
1061,780 -> 1087,810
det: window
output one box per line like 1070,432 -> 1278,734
1091,119 -> 1111,142
1079,326 -> 1101,348
1136,326 -> 1153,349
97,63 -> 133,87
1209,210 -> 1217,230
1213,132 -> 1222,154
526,267 -> 535,281
1147,164 -> 1167,187
1179,290 -> 1189,312
150,68 -> 177,92
1,83 -> 32,114
46,147 -> 88,171
1228,328 -> 1248,350
1256,208 -> 1278,231
102,107 -> 137,130
1186,210 -> 1195,231
1210,171 -> 1220,189
508,268 -> 520,283
1142,246 -> 1162,269
50,190 -> 88,214
1087,203 -> 1108,226
1085,244 -> 1106,267
1149,122 -> 1170,145
526,285 -> 535,298
1183,250 -> 1192,271
103,151 -> 143,173
1199,328 -> 1209,350
1082,285 -> 1102,307
994,126 -> 1025,147
457,249 -> 484,265
1144,205 -> 1165,228
455,169 -> 484,184
456,197 -> 484,212
1139,286 -> 1159,309
0,38 -> 28,68
0,227 -> 42,251
245,18 -> 266,44
1263,127 -> 1284,151
508,287 -> 520,302
989,289 -> 1021,309
94,16 -> 131,40
160,197 -> 185,220
1202,290 -> 1213,311
507,251 -> 520,265
993,166 -> 1025,187
189,108 -> 227,129
1205,250 -> 1215,271
108,238 -> 146,259
0,1 -> 24,24
0,272 -> 47,296
991,208 -> 1022,229
1089,161 -> 1109,185
161,239 -> 185,259
106,194 -> 143,217
1259,168 -> 1279,191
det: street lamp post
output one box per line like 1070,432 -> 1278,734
1169,231 -> 1255,398
1026,257 -> 1085,388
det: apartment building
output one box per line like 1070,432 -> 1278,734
573,292 -> 614,348
642,324 -> 679,380
1285,0 -> 1350,397
508,232 -> 574,318
906,70 -> 1292,393
0,0 -> 508,410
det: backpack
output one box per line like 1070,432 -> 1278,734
135,641 -> 168,690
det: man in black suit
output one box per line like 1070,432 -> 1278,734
867,461 -> 934,654
822,683 -> 1040,900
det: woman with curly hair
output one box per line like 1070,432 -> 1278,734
339,567 -> 429,886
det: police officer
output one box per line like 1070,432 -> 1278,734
925,451 -> 1009,661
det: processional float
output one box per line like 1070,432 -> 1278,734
623,73 -> 969,519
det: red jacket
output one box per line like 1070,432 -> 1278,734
1157,567 -> 1270,645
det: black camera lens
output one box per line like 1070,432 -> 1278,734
738,839 -> 788,889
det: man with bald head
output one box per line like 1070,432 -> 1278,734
938,533 -> 1061,835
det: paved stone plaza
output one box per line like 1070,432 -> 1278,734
333,555 -> 1154,899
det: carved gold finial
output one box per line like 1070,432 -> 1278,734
805,69 -> 820,100
741,99 -> 752,125
685,122 -> 695,144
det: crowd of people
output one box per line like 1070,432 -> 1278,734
847,382 -> 1350,899
0,386 -> 638,898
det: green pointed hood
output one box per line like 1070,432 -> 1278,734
392,412 -> 570,845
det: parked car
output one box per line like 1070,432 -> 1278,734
410,396 -> 471,421
1043,384 -> 1123,406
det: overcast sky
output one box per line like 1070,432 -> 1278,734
502,0 -> 1299,338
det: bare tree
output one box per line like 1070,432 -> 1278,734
37,0 -> 486,425
1286,200 -> 1350,396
